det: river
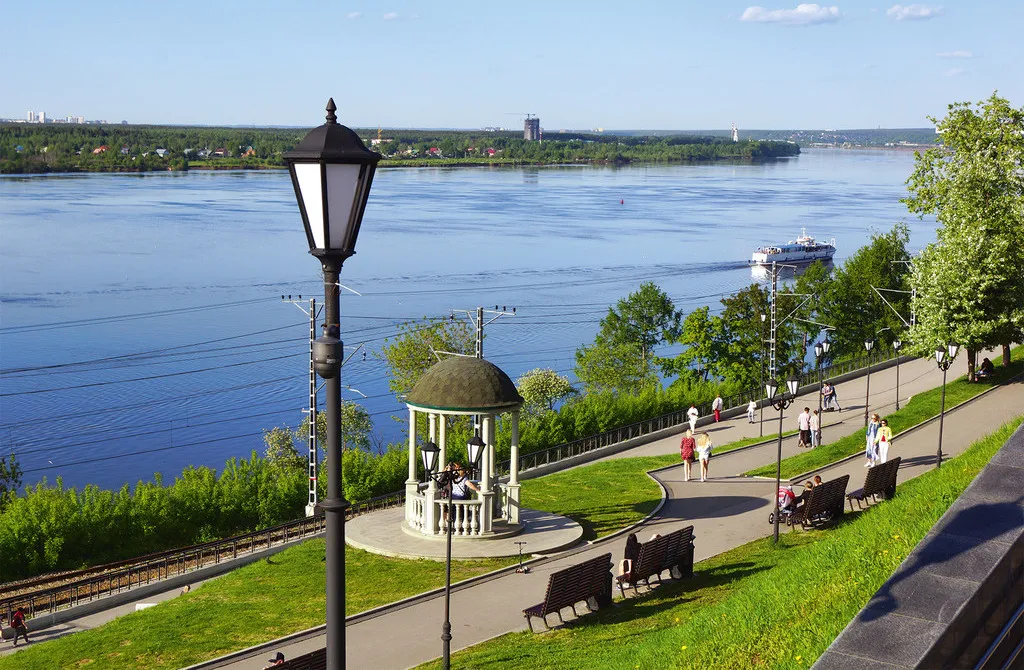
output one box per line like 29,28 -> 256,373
0,149 -> 936,490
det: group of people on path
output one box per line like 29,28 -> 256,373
796,407 -> 822,448
864,413 -> 894,468
679,429 -> 713,482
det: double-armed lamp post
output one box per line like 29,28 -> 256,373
934,343 -> 960,469
284,99 -> 380,670
863,338 -> 875,427
814,338 -> 830,444
766,375 -> 800,543
420,436 -> 486,670
759,313 -> 767,437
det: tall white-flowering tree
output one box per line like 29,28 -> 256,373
904,93 -> 1024,373
515,368 -> 576,413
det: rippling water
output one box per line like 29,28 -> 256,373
0,149 -> 935,490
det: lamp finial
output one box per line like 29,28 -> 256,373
325,98 -> 338,124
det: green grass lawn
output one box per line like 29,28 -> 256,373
746,348 -> 1024,479
0,545 -> 512,670
416,415 -> 1024,670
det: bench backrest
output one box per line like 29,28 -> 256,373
861,457 -> 901,498
538,553 -> 612,616
659,526 -> 695,573
278,647 -> 326,670
803,474 -> 850,519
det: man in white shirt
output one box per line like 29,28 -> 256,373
797,407 -> 811,448
712,394 -> 724,422
746,399 -> 757,423
687,405 -> 699,432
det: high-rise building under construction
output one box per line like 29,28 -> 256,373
524,117 -> 540,141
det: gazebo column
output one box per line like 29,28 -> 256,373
478,415 -> 494,533
405,408 -> 418,525
422,412 -> 438,534
506,410 -> 521,524
438,414 -> 448,470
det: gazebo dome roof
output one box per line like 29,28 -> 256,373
405,356 -> 523,414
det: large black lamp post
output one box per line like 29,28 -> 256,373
421,437 -> 486,670
814,340 -> 830,445
766,375 -> 800,543
893,339 -> 903,410
284,98 -> 380,670
863,339 -> 874,427
934,343 -> 960,469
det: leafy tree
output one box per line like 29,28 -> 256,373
298,402 -> 376,454
813,223 -> 912,358
516,368 -> 576,413
663,306 -> 723,382
377,318 -> 475,396
596,282 -> 681,368
904,92 -> 1024,372
0,453 -> 23,507
263,426 -> 304,472
574,340 -> 655,394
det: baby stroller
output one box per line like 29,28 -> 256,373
768,486 -> 797,526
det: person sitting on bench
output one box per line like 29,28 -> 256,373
976,357 -> 994,380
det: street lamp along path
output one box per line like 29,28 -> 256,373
934,343 -> 960,469
766,375 -> 801,544
283,98 -> 381,670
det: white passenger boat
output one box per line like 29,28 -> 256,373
751,229 -> 836,265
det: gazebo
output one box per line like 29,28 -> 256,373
403,356 -> 524,538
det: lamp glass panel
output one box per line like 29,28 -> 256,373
864,340 -> 873,351
814,343 -> 823,357
948,343 -> 959,359
786,376 -> 800,395
935,349 -> 945,364
893,340 -> 901,350
421,442 -> 439,474
467,436 -> 485,467
822,340 -> 830,353
294,163 -> 325,248
765,380 -> 778,398
325,164 -> 362,250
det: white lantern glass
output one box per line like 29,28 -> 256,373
467,436 -> 485,469
786,376 -> 800,396
420,441 -> 439,474
935,348 -> 946,364
864,340 -> 873,352
822,340 -> 831,354
325,163 -> 362,249
948,343 -> 959,359
765,379 -> 778,398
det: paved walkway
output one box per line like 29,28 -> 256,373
209,355 -> 1024,670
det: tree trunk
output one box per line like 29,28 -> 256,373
1003,343 -> 1012,367
967,348 -> 976,382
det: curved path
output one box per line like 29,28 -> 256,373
206,355 -> 1024,670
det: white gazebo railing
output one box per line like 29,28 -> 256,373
406,483 -> 506,537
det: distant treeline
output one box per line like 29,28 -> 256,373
0,123 -> 798,174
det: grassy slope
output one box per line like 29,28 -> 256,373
746,347 -> 1023,478
418,416 -> 1023,670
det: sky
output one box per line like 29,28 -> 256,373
3,1 -> 1022,130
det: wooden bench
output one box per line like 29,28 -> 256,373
790,474 -> 849,529
615,526 -> 695,596
847,457 -> 901,510
276,647 -> 325,670
523,553 -> 613,632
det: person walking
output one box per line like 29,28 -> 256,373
864,413 -> 881,467
746,399 -> 757,423
11,607 -> 30,646
696,432 -> 713,481
797,407 -> 811,448
687,404 -> 699,432
876,418 -> 893,463
810,408 -> 821,448
679,429 -> 696,481
712,394 -> 724,422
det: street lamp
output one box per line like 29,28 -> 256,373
421,438 -> 486,670
766,374 -> 800,543
284,98 -> 380,670
863,339 -> 875,427
893,339 -> 903,410
813,342 -> 826,447
934,343 -> 960,469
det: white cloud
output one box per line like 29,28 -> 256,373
887,4 -> 942,21
944,67 -> 966,77
346,12 -> 361,19
383,12 -> 399,20
740,4 -> 840,25
937,50 -> 972,58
